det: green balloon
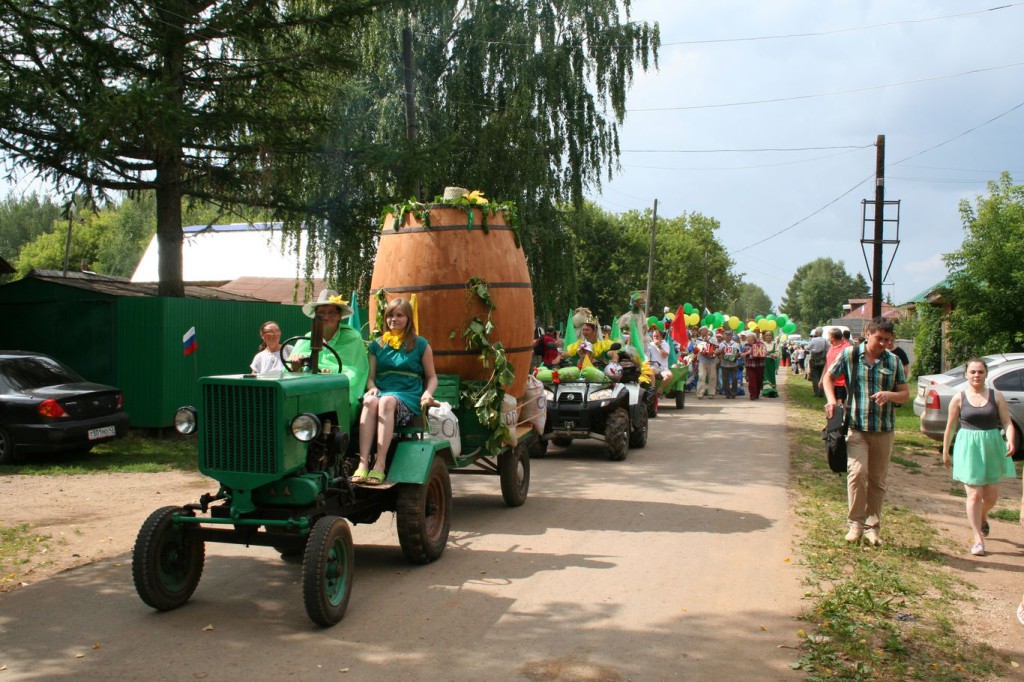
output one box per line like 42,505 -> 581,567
767,314 -> 776,321
755,315 -> 764,322
783,322 -> 797,334
777,314 -> 788,327
684,303 -> 695,314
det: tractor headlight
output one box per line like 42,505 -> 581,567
290,413 -> 321,442
588,388 -> 614,401
543,389 -> 555,402
174,406 -> 197,435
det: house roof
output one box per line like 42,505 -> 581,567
904,277 -> 953,305
131,223 -> 326,283
0,256 -> 14,275
218,276 -> 327,305
26,269 -> 259,300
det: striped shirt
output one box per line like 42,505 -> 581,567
828,342 -> 907,432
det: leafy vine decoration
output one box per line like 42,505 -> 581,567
381,192 -> 521,248
461,277 -> 516,455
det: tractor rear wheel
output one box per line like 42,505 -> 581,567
499,443 -> 531,507
132,506 -> 205,611
675,390 -> 685,410
396,456 -> 451,564
302,515 -> 354,627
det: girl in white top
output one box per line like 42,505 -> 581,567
250,321 -> 293,373
646,328 -> 673,383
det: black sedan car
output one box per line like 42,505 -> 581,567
0,351 -> 129,464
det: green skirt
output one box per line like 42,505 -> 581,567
952,428 -> 1016,486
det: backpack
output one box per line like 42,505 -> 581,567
810,344 -> 827,367
821,345 -> 861,473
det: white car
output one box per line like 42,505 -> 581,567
912,353 -> 1024,416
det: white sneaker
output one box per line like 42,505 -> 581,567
845,525 -> 863,543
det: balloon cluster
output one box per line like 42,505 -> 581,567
673,304 -> 797,335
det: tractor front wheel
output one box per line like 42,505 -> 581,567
302,515 -> 354,627
396,456 -> 452,564
132,506 -> 205,611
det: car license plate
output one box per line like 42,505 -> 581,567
88,426 -> 117,441
917,386 -> 925,398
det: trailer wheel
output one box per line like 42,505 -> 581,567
499,443 -> 531,507
132,506 -> 205,611
302,515 -> 354,627
606,408 -> 630,461
629,405 -> 649,449
551,436 -> 572,447
396,456 -> 451,564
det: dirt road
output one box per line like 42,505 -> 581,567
0,394 -> 803,681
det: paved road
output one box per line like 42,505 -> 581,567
0,391 -> 803,681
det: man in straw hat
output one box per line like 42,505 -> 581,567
289,289 -> 369,418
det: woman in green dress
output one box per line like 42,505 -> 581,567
353,298 -> 437,486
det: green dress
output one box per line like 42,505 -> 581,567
369,336 -> 429,415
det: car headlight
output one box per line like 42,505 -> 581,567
290,413 -> 321,442
543,389 -> 555,401
174,407 -> 197,435
589,388 -> 614,401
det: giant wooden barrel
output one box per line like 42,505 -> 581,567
369,205 -> 535,398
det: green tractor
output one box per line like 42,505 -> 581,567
131,334 -> 533,627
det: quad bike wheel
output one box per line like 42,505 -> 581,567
629,405 -> 649,449
396,456 -> 452,564
302,515 -> 354,627
605,408 -> 630,461
132,506 -> 205,611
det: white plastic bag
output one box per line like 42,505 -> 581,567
518,375 -> 547,434
501,394 -> 519,445
427,401 -> 461,457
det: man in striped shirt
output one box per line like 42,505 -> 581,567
823,317 -> 910,547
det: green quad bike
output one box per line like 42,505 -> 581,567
131,332 -> 534,627
657,363 -> 689,411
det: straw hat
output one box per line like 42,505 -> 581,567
302,289 -> 353,319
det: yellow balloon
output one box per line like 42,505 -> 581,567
688,313 -> 700,326
747,320 -> 757,330
758,319 -> 769,331
766,320 -> 777,331
728,316 -> 740,330
665,312 -> 675,321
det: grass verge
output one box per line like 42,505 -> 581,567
785,376 -> 998,680
0,524 -> 51,592
0,430 -> 198,475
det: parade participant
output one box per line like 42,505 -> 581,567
564,314 -> 618,366
717,329 -> 741,399
646,328 -> 673,383
943,358 -> 1017,556
616,291 -> 648,340
762,329 -> 781,397
289,290 -> 369,416
823,317 -> 909,547
250,321 -> 292,373
694,327 -> 718,399
354,298 -> 438,486
741,328 -> 767,400
807,328 -> 830,397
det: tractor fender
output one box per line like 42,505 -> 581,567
387,437 -> 456,484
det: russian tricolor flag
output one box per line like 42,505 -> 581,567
182,326 -> 198,356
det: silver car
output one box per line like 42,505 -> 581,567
919,357 -> 1024,451
913,353 -> 1024,416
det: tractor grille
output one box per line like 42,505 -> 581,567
202,383 -> 278,474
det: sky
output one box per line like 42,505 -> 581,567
586,0 -> 1024,311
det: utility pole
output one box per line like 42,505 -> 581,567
645,199 -> 658,317
402,24 -> 421,201
871,135 -> 885,319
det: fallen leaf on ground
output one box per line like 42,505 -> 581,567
92,642 -> 101,649
759,625 -> 767,631
202,624 -> 214,632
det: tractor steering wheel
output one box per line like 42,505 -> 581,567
279,336 -> 344,373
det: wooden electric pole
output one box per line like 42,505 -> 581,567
402,25 -> 421,201
645,199 -> 658,317
871,135 -> 885,319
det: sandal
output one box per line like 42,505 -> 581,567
365,470 -> 386,486
351,467 -> 369,484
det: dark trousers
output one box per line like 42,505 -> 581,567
809,363 -> 825,397
747,365 -> 764,399
721,366 -> 738,396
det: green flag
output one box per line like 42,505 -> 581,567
667,335 -> 678,365
348,291 -> 363,338
610,320 -> 621,342
563,308 -> 577,346
629,318 -> 645,362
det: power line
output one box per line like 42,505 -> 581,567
890,99 -> 1024,166
626,61 -> 1024,113
660,3 -> 1022,46
620,144 -> 870,153
620,147 -> 868,172
730,174 -> 874,255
